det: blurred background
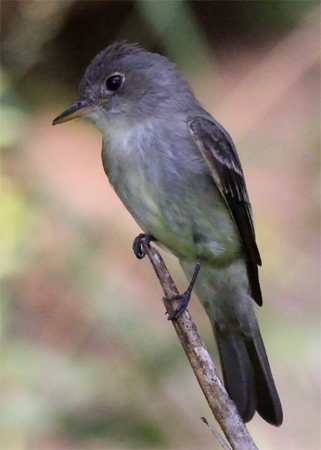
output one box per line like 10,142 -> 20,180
1,1 -> 320,449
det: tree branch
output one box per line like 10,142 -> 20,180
141,240 -> 258,450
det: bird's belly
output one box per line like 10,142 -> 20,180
112,169 -> 240,264
103,135 -> 240,264
113,173 -> 196,256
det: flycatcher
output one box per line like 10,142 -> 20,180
53,42 -> 283,426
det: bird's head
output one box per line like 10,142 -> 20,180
53,42 -> 194,129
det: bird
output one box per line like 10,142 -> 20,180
53,41 -> 283,426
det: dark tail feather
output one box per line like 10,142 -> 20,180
214,327 -> 257,422
245,329 -> 283,426
214,326 -> 283,426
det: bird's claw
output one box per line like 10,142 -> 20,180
132,233 -> 154,259
166,290 -> 192,320
165,261 -> 201,320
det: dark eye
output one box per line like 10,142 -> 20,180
105,74 -> 124,92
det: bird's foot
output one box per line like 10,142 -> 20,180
167,261 -> 201,320
132,233 -> 155,259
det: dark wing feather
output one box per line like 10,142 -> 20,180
188,116 -> 262,306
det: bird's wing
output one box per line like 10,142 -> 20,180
188,116 -> 262,306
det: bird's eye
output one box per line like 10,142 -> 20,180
105,74 -> 124,92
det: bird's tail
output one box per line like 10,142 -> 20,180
214,325 -> 283,426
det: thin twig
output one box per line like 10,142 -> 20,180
201,417 -> 231,450
141,240 -> 258,450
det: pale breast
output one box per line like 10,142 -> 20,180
101,115 -> 240,263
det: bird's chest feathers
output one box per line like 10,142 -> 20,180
102,121 -> 163,228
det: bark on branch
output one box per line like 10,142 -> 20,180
141,240 -> 258,450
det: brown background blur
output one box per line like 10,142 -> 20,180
1,1 -> 320,449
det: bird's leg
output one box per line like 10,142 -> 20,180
167,261 -> 202,320
132,233 -> 156,259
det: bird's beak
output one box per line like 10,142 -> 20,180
52,99 -> 102,125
